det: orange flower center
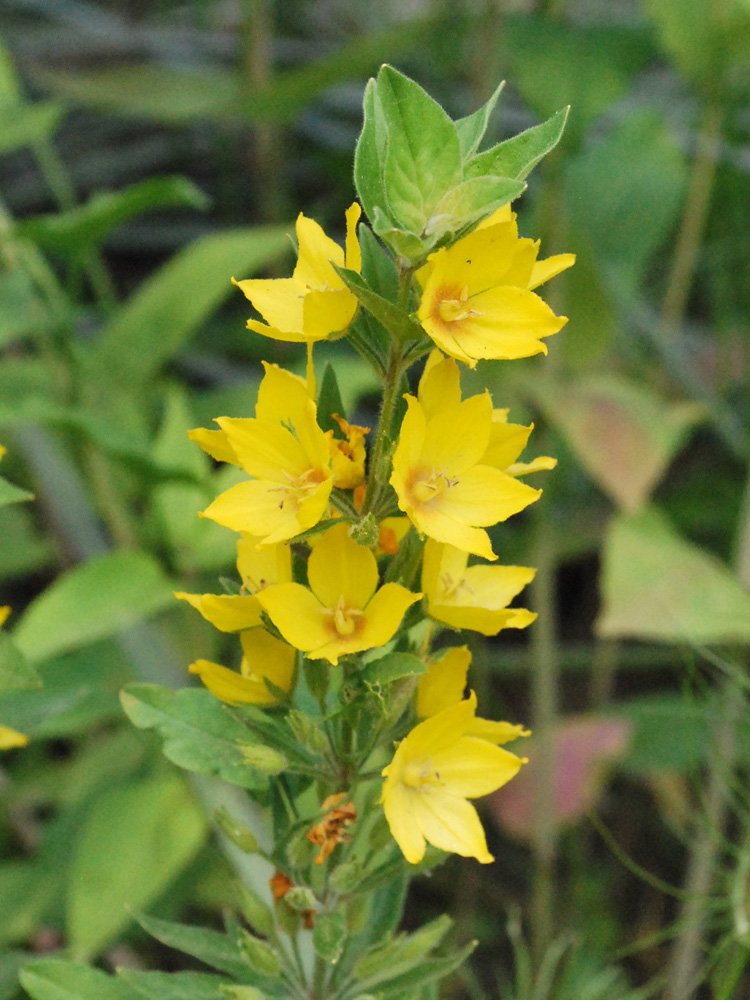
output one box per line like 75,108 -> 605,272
402,759 -> 442,791
432,284 -> 482,327
271,466 -> 326,510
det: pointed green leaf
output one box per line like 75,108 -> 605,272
0,475 -> 33,507
464,107 -> 568,181
333,266 -> 423,343
358,222 -> 399,304
316,363 -> 347,435
13,551 -> 177,664
455,82 -> 505,160
428,175 -> 525,241
90,227 -> 289,388
135,912 -> 254,981
360,652 -> 426,687
354,78 -> 389,230
67,773 -> 206,960
376,66 -> 462,235
17,177 -> 209,258
354,915 -> 455,991
20,961 -> 138,1000
0,101 -> 64,155
120,684 -> 269,790
597,508 -> 750,644
118,970 -> 235,1000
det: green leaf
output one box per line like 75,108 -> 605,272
67,772 -> 206,959
20,960 -> 138,1000
17,178 -> 209,258
90,227 -> 289,388
0,100 -> 64,155
359,942 -> 475,998
135,912 -> 254,981
312,912 -> 346,964
597,508 -> 750,644
428,175 -> 525,240
120,684 -> 270,790
0,950 -> 31,1000
0,630 -> 40,694
464,107 -> 568,181
354,79 -> 390,231
0,860 -> 61,947
614,694 -> 711,775
0,270 -> 50,348
358,223 -> 399,306
455,82 -> 505,160
537,375 -> 702,512
333,266 -> 424,343
316,363 -> 347,435
376,66 -> 462,235
353,917 -> 463,995
0,474 -> 33,507
118,970 -> 235,1000
13,550 -> 177,665
360,652 -> 426,688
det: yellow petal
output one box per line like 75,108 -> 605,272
0,725 -> 28,750
239,629 -> 296,694
430,603 -> 536,636
256,582 -> 331,652
420,394 -> 492,475
481,420 -> 533,471
236,538 -> 292,590
436,466 -> 541,527
187,428 -> 239,465
408,502 -> 497,560
529,253 -> 576,290
429,737 -> 524,797
506,456 -> 557,476
232,276 -> 305,334
190,658 -> 275,705
345,202 -> 362,272
0,606 -> 10,629
417,646 -> 471,718
216,418 -> 308,481
355,583 -> 422,650
382,780 -> 426,864
417,351 -> 462,419
294,213 -> 345,289
254,363 -> 309,426
467,718 -> 530,745
302,288 -> 358,339
174,591 -> 262,632
307,522 -> 378,611
411,792 -> 493,863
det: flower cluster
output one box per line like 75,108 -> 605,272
179,193 -> 570,867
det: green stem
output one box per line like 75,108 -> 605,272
361,341 -> 404,518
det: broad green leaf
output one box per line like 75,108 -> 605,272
17,178 -> 209,258
0,100 -> 64,155
376,66 -> 462,235
0,631 -> 40,694
464,107 -> 568,181
538,375 -> 702,512
597,508 -> 750,644
429,175 -> 525,240
135,912 -> 254,981
118,970 -> 235,1000
614,694 -> 711,775
20,961 -> 138,1000
356,942 -> 475,998
0,860 -> 61,947
354,915 -> 452,987
13,550 -> 177,664
354,79 -> 390,231
0,504 -> 55,583
360,652 -> 426,687
333,266 -> 423,343
0,475 -> 33,507
67,772 -> 206,959
455,82 -> 505,161
564,110 -> 687,288
90,227 -> 289,388
312,912 -> 346,964
120,684 -> 269,790
358,222 -> 399,306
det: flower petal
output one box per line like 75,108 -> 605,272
437,466 -> 540,526
430,737 -> 524,797
302,288 -> 358,339
307,523 -> 378,611
418,351 -> 462,419
233,276 -> 305,333
294,213 -> 344,289
382,780 -> 426,864
188,428 -> 239,465
417,646 -> 471,718
529,253 -> 576,290
239,629 -> 296,694
256,583 -> 331,652
412,792 -> 493,863
174,591 -> 262,631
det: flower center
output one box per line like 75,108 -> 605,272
438,571 -> 475,602
402,759 -> 442,791
411,467 -> 459,505
434,284 -> 482,326
323,594 -> 364,637
271,466 -> 326,510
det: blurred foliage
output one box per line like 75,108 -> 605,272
0,0 -> 750,998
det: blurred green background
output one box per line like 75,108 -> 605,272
1,1 -> 750,998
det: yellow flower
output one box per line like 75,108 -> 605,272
256,522 -> 421,665
190,364 -> 333,546
233,204 -> 362,343
189,629 -> 296,706
175,537 -> 292,632
415,205 -> 573,366
0,608 -> 28,750
381,692 -> 527,864
327,415 -> 369,490
389,354 -> 540,560
422,539 -> 536,636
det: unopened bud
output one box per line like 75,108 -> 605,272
239,930 -> 281,976
239,744 -> 286,774
214,808 -> 259,854
285,886 -> 318,913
